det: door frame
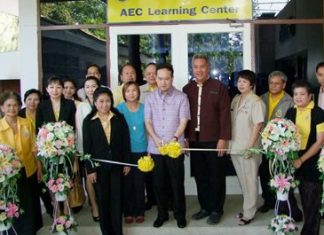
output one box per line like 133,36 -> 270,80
109,23 -> 252,90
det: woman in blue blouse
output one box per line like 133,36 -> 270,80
117,81 -> 147,224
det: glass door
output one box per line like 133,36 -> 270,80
109,23 -> 251,194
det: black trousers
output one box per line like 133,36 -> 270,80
123,152 -> 145,217
9,171 -> 42,235
145,171 -> 156,204
94,166 -> 123,235
279,178 -> 321,235
38,181 -> 53,215
190,141 -> 226,213
259,155 -> 276,206
299,180 -> 322,235
152,154 -> 186,220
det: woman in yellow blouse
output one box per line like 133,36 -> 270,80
19,89 -> 54,219
19,89 -> 42,136
0,91 -> 42,235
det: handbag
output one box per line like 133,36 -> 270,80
68,173 -> 86,208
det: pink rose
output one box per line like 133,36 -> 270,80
65,220 -> 72,228
56,177 -> 64,184
39,128 -> 49,140
56,216 -> 66,224
48,179 -> 55,187
6,202 -> 19,218
57,184 -> 64,192
50,185 -> 58,193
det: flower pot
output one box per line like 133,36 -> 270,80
0,222 -> 12,231
55,193 -> 67,202
276,191 -> 289,201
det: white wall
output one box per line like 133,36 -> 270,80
0,0 -> 20,81
0,0 -> 39,96
18,0 -> 39,96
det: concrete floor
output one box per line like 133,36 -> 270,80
37,195 -> 324,235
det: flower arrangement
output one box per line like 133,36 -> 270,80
37,121 -> 76,160
270,174 -> 298,194
158,141 -> 182,158
261,118 -> 300,161
51,215 -> 77,234
317,149 -> 324,214
137,155 -> 155,172
269,215 -> 298,235
0,201 -> 20,228
37,121 -> 77,179
254,118 -> 300,232
0,144 -> 22,231
47,173 -> 72,195
0,144 -> 22,185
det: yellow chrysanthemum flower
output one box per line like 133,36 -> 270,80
137,155 -> 155,172
158,145 -> 168,155
166,141 -> 182,158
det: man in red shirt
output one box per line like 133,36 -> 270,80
183,54 -> 231,225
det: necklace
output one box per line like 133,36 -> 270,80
126,102 -> 140,131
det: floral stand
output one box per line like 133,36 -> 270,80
55,193 -> 67,202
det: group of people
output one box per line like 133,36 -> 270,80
0,55 -> 324,235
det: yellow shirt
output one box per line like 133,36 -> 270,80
268,91 -> 285,120
54,110 -> 60,121
91,112 -> 115,144
26,111 -> 36,134
112,84 -> 124,106
0,117 -> 37,177
296,101 -> 324,150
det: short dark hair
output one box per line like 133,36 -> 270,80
192,54 -> 210,66
63,77 -> 78,89
93,87 -> 114,108
145,63 -> 157,69
47,75 -> 64,87
119,63 -> 136,75
237,69 -> 256,87
0,91 -> 22,106
156,63 -> 174,77
268,71 -> 287,83
291,79 -> 312,94
24,89 -> 42,102
86,64 -> 101,75
83,76 -> 101,88
122,81 -> 140,101
316,62 -> 324,72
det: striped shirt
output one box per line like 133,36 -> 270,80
144,86 -> 190,154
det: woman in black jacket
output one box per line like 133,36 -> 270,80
83,87 -> 131,235
285,80 -> 324,235
36,76 -> 76,133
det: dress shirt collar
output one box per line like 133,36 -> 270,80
195,77 -> 210,87
157,86 -> 175,98
294,100 -> 315,110
91,111 -> 114,121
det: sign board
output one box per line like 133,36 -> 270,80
108,0 -> 252,23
